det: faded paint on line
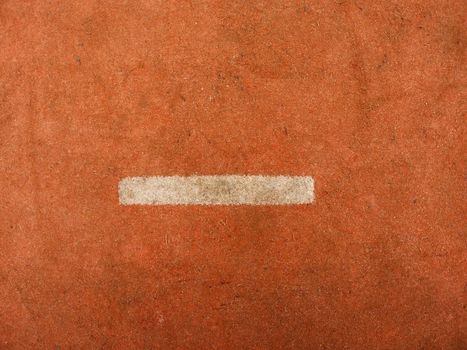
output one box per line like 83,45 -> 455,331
119,176 -> 314,205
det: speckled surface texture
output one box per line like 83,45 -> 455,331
0,1 -> 466,349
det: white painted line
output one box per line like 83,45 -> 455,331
119,176 -> 314,205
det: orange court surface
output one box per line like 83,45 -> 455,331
0,1 -> 466,349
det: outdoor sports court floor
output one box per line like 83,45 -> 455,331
1,1 -> 465,349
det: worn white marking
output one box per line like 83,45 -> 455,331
119,176 -> 314,205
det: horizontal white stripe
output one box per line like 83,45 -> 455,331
119,176 -> 314,205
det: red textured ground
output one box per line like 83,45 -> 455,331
1,1 -> 466,349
